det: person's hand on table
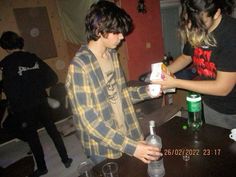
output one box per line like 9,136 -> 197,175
133,141 -> 163,164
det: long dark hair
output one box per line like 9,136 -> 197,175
179,0 -> 235,47
0,31 -> 24,50
85,0 -> 133,42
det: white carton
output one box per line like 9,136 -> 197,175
149,62 -> 176,94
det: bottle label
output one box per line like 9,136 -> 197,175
186,93 -> 202,112
187,100 -> 201,112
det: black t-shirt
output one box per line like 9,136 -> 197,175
0,51 -> 58,112
183,15 -> 236,114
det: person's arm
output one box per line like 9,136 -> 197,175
155,70 -> 236,96
35,54 -> 58,88
126,86 -> 153,104
118,67 -> 161,103
126,54 -> 192,101
168,54 -> 192,74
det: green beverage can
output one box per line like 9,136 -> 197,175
186,92 -> 203,131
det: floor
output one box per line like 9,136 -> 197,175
0,96 -> 182,177
0,118 -> 87,177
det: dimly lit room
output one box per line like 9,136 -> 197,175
0,0 -> 236,177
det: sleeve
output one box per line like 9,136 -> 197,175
183,42 -> 194,56
66,61 -> 138,156
126,86 -> 150,104
35,54 -> 58,88
215,31 -> 236,72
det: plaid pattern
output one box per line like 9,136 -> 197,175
66,45 -> 151,159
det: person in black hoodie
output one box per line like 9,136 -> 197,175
0,31 -> 72,177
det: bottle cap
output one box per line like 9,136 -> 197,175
149,120 -> 155,127
186,95 -> 201,102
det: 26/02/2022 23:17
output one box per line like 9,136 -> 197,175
163,148 -> 221,156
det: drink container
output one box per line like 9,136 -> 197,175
146,120 -> 165,177
186,92 -> 203,131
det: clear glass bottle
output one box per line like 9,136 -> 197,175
146,120 -> 165,177
186,92 -> 203,131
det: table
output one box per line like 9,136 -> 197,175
92,116 -> 236,177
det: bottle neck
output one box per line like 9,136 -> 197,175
149,126 -> 156,135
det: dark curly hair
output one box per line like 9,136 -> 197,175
179,0 -> 235,47
85,0 -> 133,42
0,31 -> 24,50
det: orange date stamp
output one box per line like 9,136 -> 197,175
163,148 -> 221,156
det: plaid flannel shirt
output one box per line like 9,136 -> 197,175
66,45 -> 151,159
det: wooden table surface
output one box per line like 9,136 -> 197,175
92,116 -> 236,177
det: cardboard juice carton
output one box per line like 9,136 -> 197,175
149,62 -> 176,94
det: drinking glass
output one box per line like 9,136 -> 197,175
78,160 -> 94,177
102,162 -> 119,177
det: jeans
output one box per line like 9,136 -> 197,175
4,101 -> 69,170
203,102 -> 236,129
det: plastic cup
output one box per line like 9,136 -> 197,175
102,162 -> 119,177
182,154 -> 190,162
148,84 -> 161,97
78,160 -> 94,177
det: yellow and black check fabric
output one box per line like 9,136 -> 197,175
66,45 -> 151,159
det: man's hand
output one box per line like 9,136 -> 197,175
133,141 -> 163,163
